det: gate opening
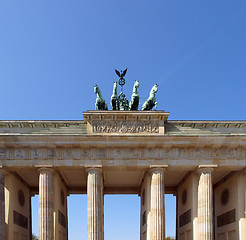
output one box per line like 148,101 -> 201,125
104,194 -> 140,240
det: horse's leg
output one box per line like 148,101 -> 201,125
154,101 -> 157,110
141,100 -> 148,110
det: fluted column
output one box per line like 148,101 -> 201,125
87,167 -> 104,240
0,170 -> 5,240
147,168 -> 165,240
198,166 -> 215,240
39,168 -> 54,240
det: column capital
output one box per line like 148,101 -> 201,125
36,165 -> 55,174
86,165 -> 102,174
197,165 -> 217,174
149,165 -> 168,174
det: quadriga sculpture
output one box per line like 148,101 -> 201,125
141,84 -> 158,110
94,84 -> 108,110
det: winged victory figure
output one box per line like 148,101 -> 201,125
115,68 -> 127,88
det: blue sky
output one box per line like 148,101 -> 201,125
1,0 -> 246,239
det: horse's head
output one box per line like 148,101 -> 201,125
134,80 -> 139,88
151,84 -> 158,94
112,82 -> 118,94
94,84 -> 98,94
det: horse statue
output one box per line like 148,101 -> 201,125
141,84 -> 158,110
129,80 -> 140,110
110,82 -> 120,110
94,84 -> 108,110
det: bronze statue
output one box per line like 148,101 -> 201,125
129,80 -> 139,110
119,93 -> 129,111
94,69 -> 159,111
94,84 -> 108,110
110,82 -> 120,110
115,68 -> 127,92
141,84 -> 158,110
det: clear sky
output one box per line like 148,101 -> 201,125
1,0 -> 246,239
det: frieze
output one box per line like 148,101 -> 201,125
112,149 -> 124,159
160,149 -> 173,158
128,149 -> 142,159
31,149 -> 41,159
15,149 -> 25,159
64,149 -> 73,158
226,148 -> 239,159
81,149 -> 91,159
48,149 -> 57,158
194,148 -> 207,158
0,147 -> 244,162
96,149 -> 108,159
0,149 -> 7,158
144,149 -> 157,158
91,120 -> 159,134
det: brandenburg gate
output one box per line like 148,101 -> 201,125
0,70 -> 246,240
0,110 -> 246,240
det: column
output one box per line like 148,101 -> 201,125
87,167 -> 104,240
0,170 -> 5,240
147,168 -> 165,240
197,166 -> 215,240
39,168 -> 54,240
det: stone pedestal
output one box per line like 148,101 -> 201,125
87,167 -> 104,240
147,168 -> 165,240
39,168 -> 54,240
198,166 -> 215,240
0,171 -> 5,240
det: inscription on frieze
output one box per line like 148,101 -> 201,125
13,210 -> 28,229
217,209 -> 236,227
92,121 -> 159,134
179,209 -> 191,227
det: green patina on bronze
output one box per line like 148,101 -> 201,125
94,69 -> 158,111
94,84 -> 108,110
